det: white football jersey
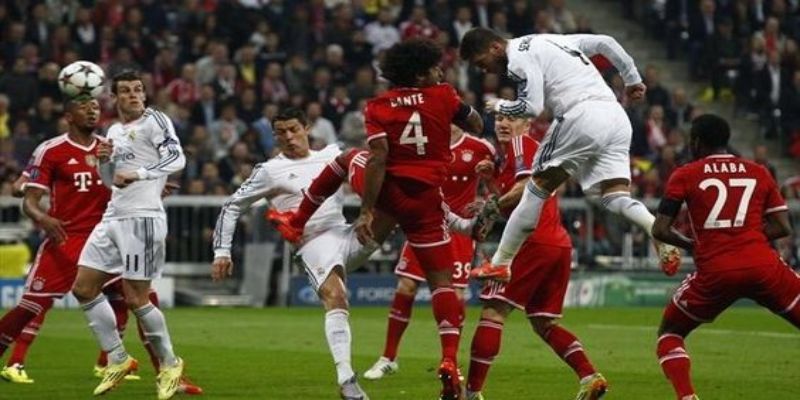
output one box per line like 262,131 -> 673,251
213,144 -> 346,258
496,34 -> 641,118
103,108 -> 185,219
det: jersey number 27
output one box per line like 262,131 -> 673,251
698,178 -> 756,229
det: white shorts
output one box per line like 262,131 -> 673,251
534,100 -> 631,195
78,217 -> 167,281
295,225 -> 375,292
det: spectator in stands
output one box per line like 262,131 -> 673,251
209,101 -> 247,160
324,85 -> 352,130
237,87 -> 261,124
28,96 -> 57,141
252,103 -> 277,158
365,7 -> 401,55
645,105 -> 668,156
196,41 -> 228,85
548,0 -> 577,33
218,141 -> 252,183
666,87 -> 694,130
306,101 -> 337,149
756,16 -> 786,55
507,0 -> 533,37
340,99 -> 367,149
752,144 -> 778,178
284,55 -> 312,96
451,6 -> 474,43
308,66 -> 333,105
190,84 -> 218,128
688,0 -> 718,79
236,44 -> 260,89
37,62 -> 61,101
167,63 -> 201,107
757,50 -> 785,138
261,62 -> 289,106
0,95 -> 10,140
533,9 -> 556,34
706,17 -> 741,100
781,70 -> 800,147
0,58 -> 38,115
644,65 -> 671,108
401,5 -> 439,40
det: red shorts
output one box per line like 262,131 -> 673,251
347,150 -> 450,247
481,243 -> 572,317
395,233 -> 474,288
25,234 -> 88,298
668,261 -> 800,323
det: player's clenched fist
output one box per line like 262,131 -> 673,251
475,159 -> 495,180
96,139 -> 114,162
211,256 -> 233,281
354,210 -> 375,246
625,83 -> 647,102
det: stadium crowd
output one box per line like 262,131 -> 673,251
0,1 -> 797,261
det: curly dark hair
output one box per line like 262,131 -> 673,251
690,114 -> 731,150
380,39 -> 443,87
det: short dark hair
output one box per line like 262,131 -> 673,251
690,114 -> 731,149
272,107 -> 308,126
111,70 -> 142,94
380,39 -> 442,87
459,27 -> 503,61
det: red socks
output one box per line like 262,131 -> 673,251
382,291 -> 415,361
467,318 -> 504,392
7,309 -> 48,366
431,287 -> 463,362
657,334 -> 695,398
293,159 -> 347,227
0,296 -> 52,358
543,325 -> 596,379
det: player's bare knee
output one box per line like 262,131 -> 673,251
396,277 -> 419,297
319,285 -> 348,311
71,280 -> 102,303
480,301 -> 509,323
532,167 -> 570,193
530,316 -> 557,338
455,288 -> 465,302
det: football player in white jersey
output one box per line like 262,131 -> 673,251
71,71 -> 187,399
211,108 -> 379,400
459,28 -> 681,282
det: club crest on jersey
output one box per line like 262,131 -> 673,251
85,154 -> 97,167
31,277 -> 45,292
461,150 -> 474,163
28,167 -> 39,180
125,129 -> 136,141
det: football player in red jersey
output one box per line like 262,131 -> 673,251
363,125 -> 494,380
270,39 -> 483,399
652,114 -> 799,400
0,97 -> 116,382
465,114 -> 607,400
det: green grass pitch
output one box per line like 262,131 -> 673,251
0,307 -> 797,399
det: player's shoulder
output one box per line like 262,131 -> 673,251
461,134 -> 496,155
514,134 -> 539,154
315,144 -> 343,160
142,107 -> 172,127
31,133 -> 69,160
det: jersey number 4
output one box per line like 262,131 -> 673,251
698,178 -> 756,229
400,111 -> 428,155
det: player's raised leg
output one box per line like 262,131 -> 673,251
0,312 -> 46,384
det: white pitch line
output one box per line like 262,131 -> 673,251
587,324 -> 800,340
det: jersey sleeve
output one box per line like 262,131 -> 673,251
24,143 -> 56,192
364,102 -> 387,144
213,164 -> 275,258
663,167 -> 689,202
495,45 -> 545,117
764,171 -> 789,214
513,136 -> 537,179
136,110 -> 186,180
569,34 -> 642,86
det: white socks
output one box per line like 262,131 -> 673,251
325,309 -> 354,385
491,181 -> 550,265
601,192 -> 656,236
81,294 -> 127,364
134,303 -> 178,367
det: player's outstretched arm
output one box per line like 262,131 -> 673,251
764,210 -> 793,241
212,164 -> 276,277
22,186 -> 68,244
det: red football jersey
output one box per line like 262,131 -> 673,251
496,135 -> 571,248
443,134 -> 495,217
663,154 -> 788,272
365,84 -> 464,187
24,134 -> 111,235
